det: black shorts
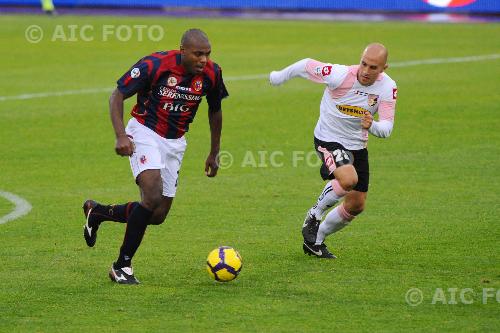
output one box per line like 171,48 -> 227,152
314,137 -> 370,192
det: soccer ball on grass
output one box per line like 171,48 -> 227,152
206,246 -> 242,282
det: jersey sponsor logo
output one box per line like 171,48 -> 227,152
354,90 -> 369,97
367,94 -> 379,107
336,105 -> 368,118
158,86 -> 202,101
176,86 -> 192,92
193,80 -> 203,92
162,102 -> 191,113
392,88 -> 398,100
130,67 -> 140,78
167,76 -> 178,87
321,65 -> 332,76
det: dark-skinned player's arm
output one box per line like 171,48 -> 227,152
109,88 -> 134,157
205,108 -> 222,177
205,67 -> 229,177
111,55 -> 157,157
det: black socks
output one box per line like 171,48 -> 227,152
115,204 -> 153,268
95,202 -> 139,224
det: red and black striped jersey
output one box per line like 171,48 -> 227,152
117,50 -> 228,139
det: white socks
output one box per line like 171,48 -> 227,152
310,179 -> 349,219
315,203 -> 355,245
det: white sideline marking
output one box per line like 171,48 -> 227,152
226,73 -> 270,81
0,87 -> 112,102
390,54 -> 500,67
0,191 -> 32,225
0,53 -> 498,102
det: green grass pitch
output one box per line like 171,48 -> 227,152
0,15 -> 499,332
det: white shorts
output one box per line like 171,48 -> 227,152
125,118 -> 187,197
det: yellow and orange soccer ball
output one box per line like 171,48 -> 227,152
206,246 -> 242,282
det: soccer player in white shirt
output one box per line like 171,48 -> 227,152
270,43 -> 397,258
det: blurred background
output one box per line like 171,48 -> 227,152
1,0 -> 499,21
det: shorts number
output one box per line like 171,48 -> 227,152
333,149 -> 350,163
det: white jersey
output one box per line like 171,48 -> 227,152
270,58 -> 397,150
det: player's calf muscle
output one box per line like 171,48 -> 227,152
148,200 -> 172,225
344,193 -> 366,215
346,202 -> 365,215
148,210 -> 168,225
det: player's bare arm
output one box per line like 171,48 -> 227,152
205,108 -> 222,177
109,88 -> 134,156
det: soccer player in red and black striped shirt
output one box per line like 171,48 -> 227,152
82,29 -> 228,284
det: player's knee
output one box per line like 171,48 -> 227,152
141,194 -> 163,212
334,165 -> 358,191
338,174 -> 358,191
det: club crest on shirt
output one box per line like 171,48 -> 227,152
393,88 -> 398,100
140,155 -> 147,164
193,80 -> 203,92
367,94 -> 379,107
167,76 -> 178,87
130,67 -> 140,79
